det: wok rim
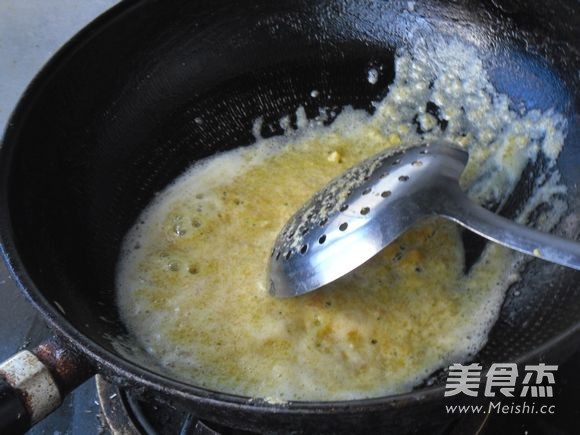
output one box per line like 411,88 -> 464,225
0,0 -> 578,418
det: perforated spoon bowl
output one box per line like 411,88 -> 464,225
268,141 -> 580,298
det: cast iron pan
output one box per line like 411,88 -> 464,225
0,0 -> 579,433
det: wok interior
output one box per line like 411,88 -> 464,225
5,0 -> 580,391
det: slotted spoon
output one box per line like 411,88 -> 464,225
268,141 -> 580,298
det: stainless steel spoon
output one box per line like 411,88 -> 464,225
268,141 -> 580,298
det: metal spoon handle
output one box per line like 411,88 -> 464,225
444,188 -> 580,271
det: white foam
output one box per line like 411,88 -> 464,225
116,38 -> 568,401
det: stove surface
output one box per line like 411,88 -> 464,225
0,1 -> 579,434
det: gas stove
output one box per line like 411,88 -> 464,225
0,1 -> 579,434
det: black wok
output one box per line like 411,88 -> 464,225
0,0 -> 579,433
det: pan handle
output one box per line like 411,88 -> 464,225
0,337 -> 94,434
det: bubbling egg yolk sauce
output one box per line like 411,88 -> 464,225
116,40 -> 567,401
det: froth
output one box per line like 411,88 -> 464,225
116,38 -> 568,401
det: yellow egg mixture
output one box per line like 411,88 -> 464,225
116,40 -> 567,400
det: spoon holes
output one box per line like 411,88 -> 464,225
381,191 -> 392,198
319,235 -> 327,244
361,207 -> 370,215
362,188 -> 372,195
412,160 -> 423,167
300,244 -> 308,255
339,222 -> 348,231
340,204 -> 349,212
398,175 -> 409,182
285,250 -> 292,260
